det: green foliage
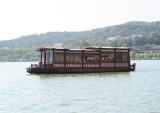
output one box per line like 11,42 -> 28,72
0,48 -> 39,62
148,52 -> 153,58
131,52 -> 160,59
135,53 -> 140,58
79,41 -> 90,48
144,52 -> 148,58
130,51 -> 135,58
140,54 -> 144,58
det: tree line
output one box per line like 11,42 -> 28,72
0,48 -> 39,62
130,51 -> 160,59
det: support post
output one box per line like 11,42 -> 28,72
48,51 -> 50,68
99,49 -> 101,68
40,51 -> 42,62
114,48 -> 116,68
48,51 -> 50,63
64,50 -> 66,68
44,52 -> 46,68
82,50 -> 84,68
52,49 -> 54,68
128,49 -> 130,67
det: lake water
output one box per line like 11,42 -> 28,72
0,60 -> 160,113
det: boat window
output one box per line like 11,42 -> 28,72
54,53 -> 64,63
101,53 -> 114,62
116,53 -> 122,61
84,55 -> 99,63
46,51 -> 50,63
116,53 -> 128,62
86,56 -> 94,61
122,53 -> 128,62
102,56 -> 108,60
49,51 -> 53,63
42,52 -> 45,62
66,54 -> 81,63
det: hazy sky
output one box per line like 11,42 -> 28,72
0,0 -> 160,40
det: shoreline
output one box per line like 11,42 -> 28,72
131,58 -> 160,60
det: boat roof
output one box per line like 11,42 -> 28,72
37,47 -> 69,51
82,46 -> 102,49
101,47 -> 131,49
37,46 -> 131,51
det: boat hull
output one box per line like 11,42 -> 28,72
27,67 -> 135,74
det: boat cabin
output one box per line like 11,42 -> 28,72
27,46 -> 135,74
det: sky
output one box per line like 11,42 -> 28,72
0,0 -> 160,40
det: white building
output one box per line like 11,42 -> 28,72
106,34 -> 143,42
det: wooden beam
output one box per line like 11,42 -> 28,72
52,50 -> 54,68
128,49 -> 130,67
114,48 -> 116,68
82,50 -> 84,68
44,52 -> 46,63
40,51 -> 42,62
99,49 -> 101,68
64,50 -> 66,68
48,51 -> 50,63
44,51 -> 46,68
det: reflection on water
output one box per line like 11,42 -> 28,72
0,61 -> 160,113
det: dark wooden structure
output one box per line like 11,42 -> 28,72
26,46 -> 135,74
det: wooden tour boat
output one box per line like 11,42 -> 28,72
26,46 -> 136,74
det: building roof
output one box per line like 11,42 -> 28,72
150,45 -> 160,50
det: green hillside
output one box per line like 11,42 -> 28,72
0,21 -> 160,49
0,21 -> 160,61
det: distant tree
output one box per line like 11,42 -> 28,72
143,44 -> 153,50
135,53 -> 140,58
157,52 -> 160,57
148,52 -> 153,58
130,51 -> 135,58
144,52 -> 148,58
153,53 -> 158,58
0,48 -> 39,62
140,54 -> 144,58
79,41 -> 90,48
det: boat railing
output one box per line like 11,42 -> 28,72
30,62 -> 130,68
30,63 -> 100,68
31,64 -> 38,68
84,63 -> 99,67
